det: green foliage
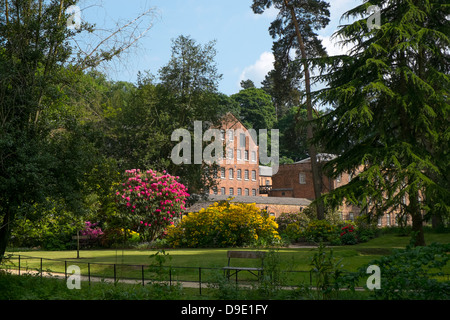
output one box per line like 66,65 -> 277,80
347,243 -> 450,300
314,0 -> 450,246
105,35 -> 227,194
275,212 -> 310,242
0,0 -> 131,261
166,201 -> 280,248
10,202 -> 83,250
310,243 -> 344,299
231,87 -> 277,131
303,220 -> 338,243
0,272 -> 183,300
277,107 -> 310,162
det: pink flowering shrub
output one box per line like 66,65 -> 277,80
80,221 -> 104,240
114,169 -> 190,241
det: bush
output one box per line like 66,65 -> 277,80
166,201 -> 281,248
10,205 -> 81,250
284,223 -> 303,243
113,169 -> 190,242
339,222 -> 358,245
303,220 -> 338,243
354,215 -> 379,242
276,212 -> 310,233
275,212 -> 309,242
345,243 -> 450,300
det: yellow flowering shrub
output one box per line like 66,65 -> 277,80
166,201 -> 280,248
303,219 -> 338,243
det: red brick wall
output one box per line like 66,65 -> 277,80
209,113 -> 260,196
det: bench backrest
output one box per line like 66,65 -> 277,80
226,251 -> 265,269
227,251 -> 265,259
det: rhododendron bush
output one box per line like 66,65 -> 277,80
114,169 -> 190,241
166,201 -> 281,248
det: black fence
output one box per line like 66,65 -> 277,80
1,254 -> 317,294
3,254 -> 450,295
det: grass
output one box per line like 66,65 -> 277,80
4,232 -> 450,275
2,231 -> 449,300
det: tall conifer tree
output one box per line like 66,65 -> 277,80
314,0 -> 449,246
252,0 -> 330,220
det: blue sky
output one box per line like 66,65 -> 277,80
78,0 -> 359,95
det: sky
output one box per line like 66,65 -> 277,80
77,0 -> 360,96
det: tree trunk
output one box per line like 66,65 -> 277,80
409,189 -> 426,247
285,0 -> 325,220
411,211 -> 426,247
0,208 -> 12,264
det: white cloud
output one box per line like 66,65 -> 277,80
238,51 -> 274,88
319,35 -> 354,56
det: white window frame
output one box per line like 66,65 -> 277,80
227,130 -> 234,142
299,173 -> 306,184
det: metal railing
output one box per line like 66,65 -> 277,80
1,254 -> 314,294
3,254 -> 449,295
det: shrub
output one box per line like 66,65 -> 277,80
275,212 -> 310,233
114,169 -> 190,242
284,223 -> 303,243
275,212 -> 310,243
166,201 -> 280,248
344,243 -> 450,300
339,223 -> 358,245
303,220 -> 338,243
10,206 -> 81,250
354,215 -> 379,242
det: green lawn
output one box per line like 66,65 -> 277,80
1,232 -> 449,300
3,232 -> 450,286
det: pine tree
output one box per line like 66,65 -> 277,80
314,0 -> 449,246
252,0 -> 330,220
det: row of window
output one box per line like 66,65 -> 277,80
343,212 -> 409,227
298,173 -> 350,185
219,168 -> 257,181
221,130 -> 252,148
225,148 -> 257,162
213,187 -> 258,196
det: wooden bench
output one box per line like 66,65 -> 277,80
223,251 -> 265,281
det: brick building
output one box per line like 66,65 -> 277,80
269,154 -> 363,222
187,195 -> 311,218
269,154 -> 412,227
210,113 -> 261,197
270,154 -> 341,199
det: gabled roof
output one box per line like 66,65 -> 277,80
294,153 -> 337,164
186,195 -> 311,212
218,112 -> 258,146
